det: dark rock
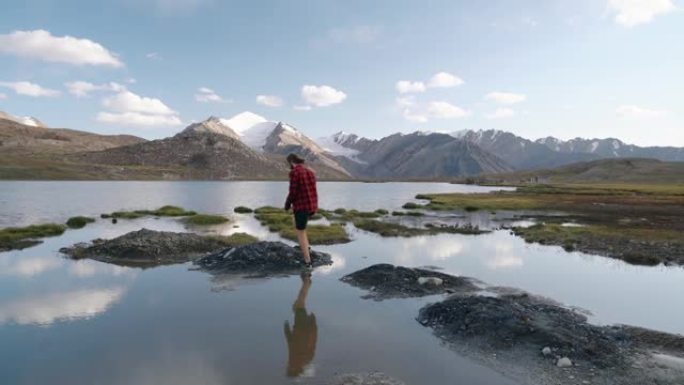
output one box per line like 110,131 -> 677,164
340,264 -> 477,300
195,241 -> 332,276
417,293 -> 628,368
59,228 -> 230,267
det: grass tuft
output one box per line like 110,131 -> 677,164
185,214 -> 230,225
66,216 -> 95,229
0,224 -> 66,251
102,205 -> 197,219
233,206 -> 253,214
253,206 -> 350,244
208,232 -> 259,247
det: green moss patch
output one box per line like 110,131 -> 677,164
208,232 -> 259,247
253,206 -> 350,244
66,216 -> 95,229
185,214 -> 230,225
513,223 -> 684,266
353,219 -> 487,238
0,224 -> 66,251
102,205 -> 197,219
353,219 -> 425,237
233,206 -> 253,214
402,202 -> 421,210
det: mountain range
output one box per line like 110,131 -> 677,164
1,110 -> 682,180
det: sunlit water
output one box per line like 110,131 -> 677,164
1,181 -> 682,385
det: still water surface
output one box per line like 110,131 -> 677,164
0,181 -> 682,385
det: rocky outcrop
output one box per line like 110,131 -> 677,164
342,264 -> 684,385
418,293 -> 627,368
195,241 -> 332,276
340,264 -> 478,300
71,130 -> 288,180
60,229 -> 233,266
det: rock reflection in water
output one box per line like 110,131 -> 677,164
284,274 -> 317,378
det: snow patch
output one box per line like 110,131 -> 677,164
590,141 -> 599,153
318,134 -> 362,161
220,111 -> 278,151
19,117 -> 40,127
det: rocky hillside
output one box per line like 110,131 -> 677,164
481,158 -> 684,185
71,121 -> 289,180
326,132 -> 513,178
0,114 -> 145,155
536,136 -> 684,162
453,129 -> 600,170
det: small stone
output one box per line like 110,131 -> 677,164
557,357 -> 573,368
542,347 -> 552,356
418,277 -> 443,286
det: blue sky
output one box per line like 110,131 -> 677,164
0,0 -> 682,146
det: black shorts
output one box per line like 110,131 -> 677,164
294,211 -> 312,230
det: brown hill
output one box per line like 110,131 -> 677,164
0,117 -> 145,155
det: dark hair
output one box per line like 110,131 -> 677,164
286,153 -> 305,164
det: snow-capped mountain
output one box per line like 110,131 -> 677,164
181,112 -> 352,178
218,111 -> 280,151
317,132 -> 368,163
535,137 -> 684,161
447,129 -> 600,170
318,130 -> 513,178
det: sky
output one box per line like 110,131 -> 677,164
0,0 -> 682,146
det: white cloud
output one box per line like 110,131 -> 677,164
0,256 -> 62,277
301,84 -> 347,107
0,81 -> 60,97
328,25 -> 381,44
487,107 -> 516,119
0,287 -> 125,326
607,0 -> 676,27
104,90 -> 176,115
146,52 -> 162,60
0,30 -> 122,67
396,95 -> 416,108
402,109 -> 428,123
616,105 -> 667,118
427,72 -> 464,88
194,87 -> 228,103
96,111 -> 183,127
65,81 -> 122,97
396,80 -> 426,94
485,91 -> 526,104
427,101 -> 470,119
256,94 -> 284,107
294,105 -> 312,111
98,89 -> 182,127
400,99 -> 470,122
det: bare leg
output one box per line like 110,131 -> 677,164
293,273 -> 312,309
296,229 -> 311,264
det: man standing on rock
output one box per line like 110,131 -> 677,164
284,153 -> 318,270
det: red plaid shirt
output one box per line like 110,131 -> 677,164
285,164 -> 318,213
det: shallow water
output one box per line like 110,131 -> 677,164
1,181 -> 682,385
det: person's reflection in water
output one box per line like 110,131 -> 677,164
284,273 -> 317,377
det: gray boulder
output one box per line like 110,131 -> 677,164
194,241 -> 332,276
60,228 -> 233,267
340,264 -> 477,300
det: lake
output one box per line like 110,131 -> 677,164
0,181 -> 682,385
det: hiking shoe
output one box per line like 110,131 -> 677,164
303,262 -> 313,271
